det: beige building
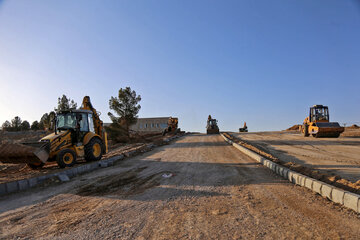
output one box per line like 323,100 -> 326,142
130,117 -> 171,133
104,117 -> 173,133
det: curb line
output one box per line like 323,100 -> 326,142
0,135 -> 182,197
220,133 -> 360,214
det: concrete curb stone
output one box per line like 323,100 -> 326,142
298,174 -> 306,187
312,180 -> 323,195
0,183 -> 6,195
220,133 -> 360,214
305,176 -> 313,190
58,174 -> 70,182
292,173 -> 302,186
321,183 -> 333,200
344,192 -> 359,212
282,168 -> 289,179
6,181 -> 18,193
28,178 -> 38,188
18,180 -> 29,191
332,188 -> 345,205
288,171 -> 296,183
100,162 -> 108,168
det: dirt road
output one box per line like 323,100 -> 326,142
0,134 -> 359,239
230,131 -> 360,183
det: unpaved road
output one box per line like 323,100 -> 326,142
230,131 -> 360,183
0,134 -> 359,239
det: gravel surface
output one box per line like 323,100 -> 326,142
0,134 -> 359,239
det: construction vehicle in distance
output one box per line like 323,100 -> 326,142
162,117 -> 179,136
206,115 -> 219,134
300,105 -> 344,138
0,96 -> 108,168
239,122 -> 248,132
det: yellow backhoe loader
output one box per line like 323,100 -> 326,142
0,96 -> 108,168
162,117 -> 179,136
300,105 -> 344,138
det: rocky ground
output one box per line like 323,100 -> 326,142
0,131 -> 168,184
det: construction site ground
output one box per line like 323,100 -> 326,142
228,129 -> 360,193
0,134 -> 359,239
229,130 -> 360,183
0,132 -> 168,184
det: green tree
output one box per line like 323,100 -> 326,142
108,87 -> 141,138
21,120 -> 30,131
55,94 -> 77,112
31,121 -> 40,130
39,113 -> 51,130
11,116 -> 22,131
1,120 -> 11,131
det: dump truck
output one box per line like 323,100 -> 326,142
206,115 -> 219,134
300,105 -> 344,138
239,122 -> 248,132
162,117 -> 179,136
0,96 -> 108,168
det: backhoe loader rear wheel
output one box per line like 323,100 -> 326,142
85,138 -> 103,162
57,149 -> 77,168
27,162 -> 45,170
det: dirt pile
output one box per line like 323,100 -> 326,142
347,124 -> 359,129
0,143 -> 38,164
286,124 -> 301,131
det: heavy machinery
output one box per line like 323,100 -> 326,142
0,96 -> 108,168
206,115 -> 219,134
162,117 -> 179,136
300,105 -> 344,138
239,122 -> 248,132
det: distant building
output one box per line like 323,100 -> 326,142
104,117 -> 174,133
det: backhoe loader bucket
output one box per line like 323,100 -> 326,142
0,141 -> 50,165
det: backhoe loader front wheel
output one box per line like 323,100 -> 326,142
85,138 -> 103,162
57,149 -> 77,168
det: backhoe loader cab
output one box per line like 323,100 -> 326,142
0,96 -> 108,169
55,110 -> 96,144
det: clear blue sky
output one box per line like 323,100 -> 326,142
0,0 -> 359,132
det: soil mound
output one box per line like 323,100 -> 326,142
286,124 -> 300,131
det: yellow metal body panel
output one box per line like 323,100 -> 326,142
83,132 -> 102,145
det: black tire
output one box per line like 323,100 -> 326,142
303,124 -> 309,137
27,162 -> 45,169
84,138 -> 103,162
56,149 -> 77,168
